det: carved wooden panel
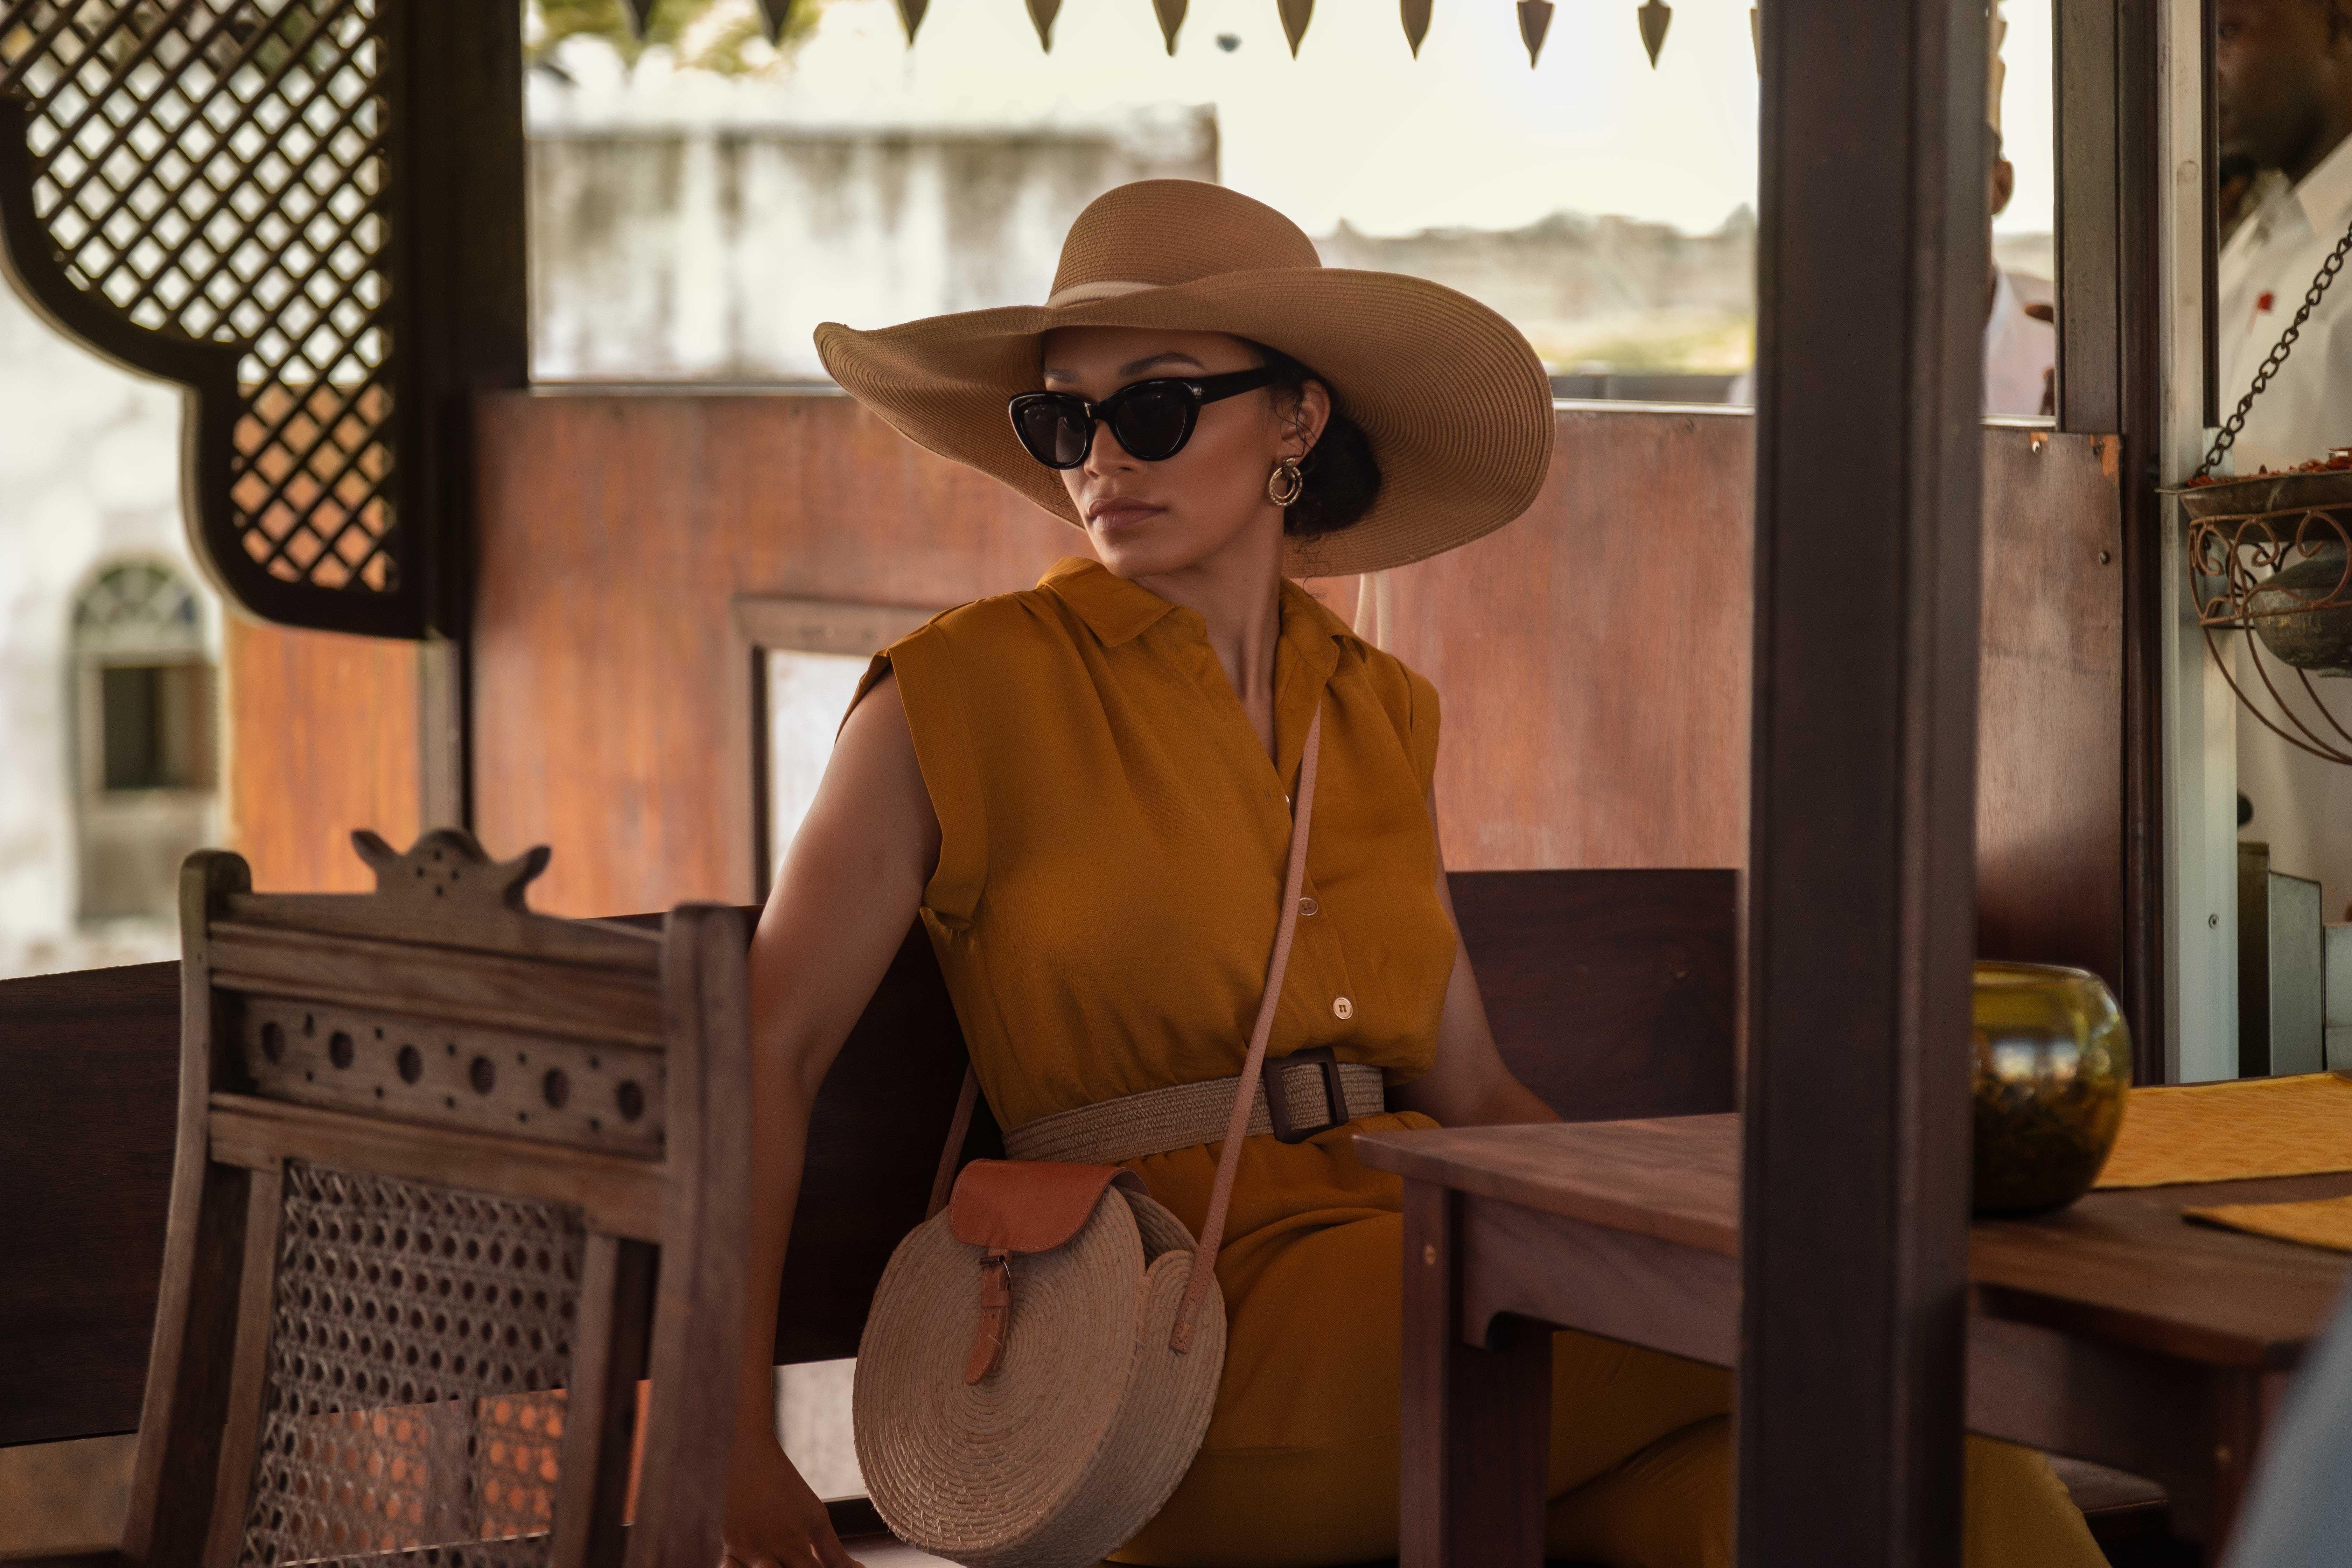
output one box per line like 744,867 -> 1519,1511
0,1 -> 405,630
0,4 -> 526,639
231,994 -> 666,1158
220,831 -> 664,974
207,829 -> 672,1156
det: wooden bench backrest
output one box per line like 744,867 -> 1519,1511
0,865 -> 1735,1443
765,867 -> 1738,1364
120,833 -> 749,1568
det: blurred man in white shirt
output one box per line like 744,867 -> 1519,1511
2214,0 -> 2352,469
1735,6 -> 2054,414
1983,127 -> 2057,418
2215,0 -> 2352,932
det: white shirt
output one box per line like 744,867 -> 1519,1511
1983,270 -> 2055,417
2215,134 -> 2352,471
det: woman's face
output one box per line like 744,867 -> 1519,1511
1038,326 -> 1326,581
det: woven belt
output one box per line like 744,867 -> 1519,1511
1002,1046 -> 1387,1166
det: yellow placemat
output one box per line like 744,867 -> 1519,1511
2094,1072 -> 2352,1189
2188,1194 -> 2352,1253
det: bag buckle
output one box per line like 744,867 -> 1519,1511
1263,1045 -> 1350,1144
965,1250 -> 1013,1385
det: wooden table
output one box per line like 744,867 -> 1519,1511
1354,1115 -> 2352,1565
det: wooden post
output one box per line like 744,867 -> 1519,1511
1398,1183 -> 1551,1568
2058,0 -> 2178,1088
392,1 -> 530,828
1741,0 -> 1987,1561
2055,0 -> 2123,438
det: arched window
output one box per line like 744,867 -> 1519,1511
72,562 -> 219,922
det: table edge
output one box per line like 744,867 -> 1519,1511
1356,1127 -> 1740,1256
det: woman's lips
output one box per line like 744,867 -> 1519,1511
1087,498 -> 1163,530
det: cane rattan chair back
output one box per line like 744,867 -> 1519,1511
120,830 -> 750,1568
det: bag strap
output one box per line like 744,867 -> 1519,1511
926,1067 -> 982,1221
1172,706 -> 1322,1351
918,706 -> 1326,1356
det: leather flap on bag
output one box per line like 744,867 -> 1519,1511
947,1159 -> 1136,1254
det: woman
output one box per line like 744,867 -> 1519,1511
720,180 -> 2103,1568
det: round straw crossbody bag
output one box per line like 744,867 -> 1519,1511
852,713 -> 1329,1567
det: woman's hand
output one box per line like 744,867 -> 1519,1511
720,1435 -> 866,1568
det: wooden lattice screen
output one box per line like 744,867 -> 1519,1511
0,1 -> 523,639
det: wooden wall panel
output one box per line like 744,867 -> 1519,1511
467,396 -> 1764,917
1382,408 -> 1755,870
223,616 -> 421,893
1385,419 -> 2122,987
1975,430 -> 2127,989
469,392 -> 1072,917
466,396 -> 2125,999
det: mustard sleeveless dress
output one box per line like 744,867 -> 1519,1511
858,558 -> 2104,1568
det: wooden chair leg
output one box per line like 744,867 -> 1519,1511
1401,1183 -> 1550,1568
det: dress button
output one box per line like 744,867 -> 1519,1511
1332,996 -> 1353,1021
1299,896 -> 1320,917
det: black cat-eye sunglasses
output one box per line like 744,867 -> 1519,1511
1007,366 -> 1279,469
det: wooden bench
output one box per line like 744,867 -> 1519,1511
0,862 -> 2182,1562
2,868 -> 1732,1438
0,869 -> 1739,1551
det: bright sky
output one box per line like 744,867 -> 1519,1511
542,0 -> 2056,240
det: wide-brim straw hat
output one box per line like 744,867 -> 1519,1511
814,180 -> 1555,578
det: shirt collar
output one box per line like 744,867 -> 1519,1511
1039,556 -> 1176,646
1040,555 -> 1363,671
2293,132 -> 2352,236
1276,574 -> 1354,686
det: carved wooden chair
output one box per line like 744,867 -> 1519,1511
77,830 -> 750,1568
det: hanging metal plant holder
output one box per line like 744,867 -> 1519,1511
2184,466 -> 2352,763
2178,210 -> 2352,765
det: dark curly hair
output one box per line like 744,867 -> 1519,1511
1244,341 -> 1383,539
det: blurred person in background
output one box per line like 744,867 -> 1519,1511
2215,0 -> 2352,973
1733,3 -> 2053,414
1983,127 -> 2057,417
2214,0 -> 2352,468
1983,5 -> 2057,417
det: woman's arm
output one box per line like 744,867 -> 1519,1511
724,674 -> 939,1568
1385,788 -> 1559,1129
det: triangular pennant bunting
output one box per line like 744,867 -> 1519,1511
1028,0 -> 1062,49
1517,0 -> 1554,65
1401,0 -> 1432,56
1638,0 -> 1671,65
1279,0 -> 1313,56
1154,0 -> 1188,54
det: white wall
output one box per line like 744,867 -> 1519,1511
0,284 -> 219,980
529,114 -> 1219,382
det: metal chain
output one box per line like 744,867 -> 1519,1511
2199,210 -> 2352,478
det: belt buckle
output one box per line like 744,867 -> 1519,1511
1264,1045 -> 1350,1144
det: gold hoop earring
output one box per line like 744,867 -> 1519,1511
1267,457 -> 1305,507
